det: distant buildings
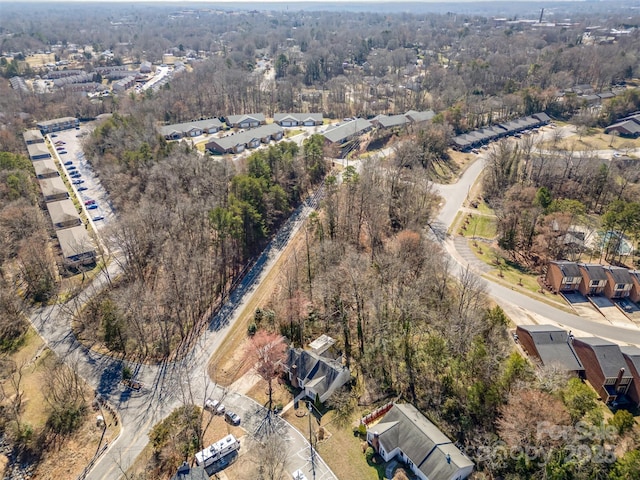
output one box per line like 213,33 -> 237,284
205,124 -> 283,155
37,117 -> 79,134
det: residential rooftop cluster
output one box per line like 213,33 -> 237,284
22,123 -> 96,269
517,324 -> 640,409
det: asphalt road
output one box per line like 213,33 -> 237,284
29,121 -> 640,480
431,125 -> 640,346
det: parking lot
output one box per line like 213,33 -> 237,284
49,122 -> 115,232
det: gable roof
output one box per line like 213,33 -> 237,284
550,260 -> 581,278
286,347 -> 349,400
56,226 -> 95,259
405,110 -> 436,123
225,113 -> 265,125
23,129 -> 44,143
605,120 -> 640,136
578,263 -> 608,281
39,177 -> 68,199
372,404 -> 473,479
46,199 -> 80,226
574,337 -> 632,379
207,123 -> 283,152
33,159 -> 59,177
274,112 -> 323,124
159,118 -> 223,136
621,346 -> 640,375
532,112 -> 551,123
373,114 -> 409,129
517,325 -> 584,371
604,266 -> 634,285
322,118 -> 372,144
27,143 -> 51,159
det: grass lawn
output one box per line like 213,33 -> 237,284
539,129 -> 640,152
282,407 -> 384,480
285,129 -> 305,138
1,329 -> 120,480
24,53 -> 55,67
459,214 -> 497,239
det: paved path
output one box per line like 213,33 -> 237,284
28,192 -> 336,480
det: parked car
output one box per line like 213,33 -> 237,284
59,151 -> 67,155
70,173 -> 81,179
51,134 -> 58,138
64,161 -> 73,166
77,186 -> 88,191
87,204 -> 98,210
72,179 -> 84,185
224,411 -> 241,426
204,399 -> 220,412
67,165 -> 77,170
92,215 -> 105,222
215,403 -> 225,415
84,199 -> 96,206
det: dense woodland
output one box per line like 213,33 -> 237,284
2,2 -> 640,479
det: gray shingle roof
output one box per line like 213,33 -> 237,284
33,159 -> 59,177
286,347 -> 349,401
517,325 -> 584,371
39,177 -> 68,199
46,199 -> 81,227
551,260 -> 581,279
225,113 -> 265,126
373,114 -> 409,129
23,129 -> 44,143
372,404 -> 473,479
159,118 -> 223,137
56,226 -> 95,260
575,337 -> 632,379
604,266 -> 634,285
578,264 -> 608,281
206,123 -> 283,152
273,113 -> 323,124
404,110 -> 436,123
322,118 -> 372,144
27,143 -> 51,159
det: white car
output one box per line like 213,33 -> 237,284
204,398 -> 220,412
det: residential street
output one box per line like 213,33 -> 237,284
26,122 -> 640,480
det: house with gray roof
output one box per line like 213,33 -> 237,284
371,114 -> 409,129
37,117 -> 79,134
546,260 -> 582,293
603,266 -> 634,299
578,263 -> 608,296
605,120 -> 640,138
572,337 -> 633,405
367,404 -> 474,480
33,159 -> 59,179
274,113 -> 323,127
56,226 -> 96,267
159,118 -> 223,140
171,462 -> 208,480
405,110 -> 436,124
205,124 -> 283,155
515,325 -> 584,373
23,129 -> 44,145
39,177 -> 70,202
621,346 -> 640,408
322,118 -> 372,145
285,347 -> 350,403
46,199 -> 81,230
27,142 -> 52,161
224,113 -> 265,129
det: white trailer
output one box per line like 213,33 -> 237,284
195,434 -> 240,467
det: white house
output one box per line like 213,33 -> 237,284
367,404 -> 474,480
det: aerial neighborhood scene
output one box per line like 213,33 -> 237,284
3,0 -> 640,479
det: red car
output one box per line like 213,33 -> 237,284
84,199 -> 96,206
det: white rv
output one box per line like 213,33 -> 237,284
195,434 -> 240,467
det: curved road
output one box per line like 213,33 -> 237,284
28,124 -> 640,480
